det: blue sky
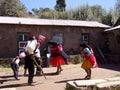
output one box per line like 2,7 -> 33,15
20,0 -> 116,11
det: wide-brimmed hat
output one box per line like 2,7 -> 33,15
48,40 -> 61,45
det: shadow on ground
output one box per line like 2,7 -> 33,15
98,64 -> 120,71
0,82 -> 43,88
55,78 -> 88,83
0,83 -> 28,88
0,74 -> 24,84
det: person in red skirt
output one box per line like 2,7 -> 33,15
49,41 -> 65,75
80,43 -> 98,79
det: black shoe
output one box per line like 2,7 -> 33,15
24,74 -> 27,76
28,83 -> 35,86
15,78 -> 20,80
36,71 -> 42,76
84,75 -> 91,80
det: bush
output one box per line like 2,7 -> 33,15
65,83 -> 74,90
74,55 -> 82,64
68,54 -> 83,64
0,64 -> 10,68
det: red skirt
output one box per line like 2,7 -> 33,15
50,55 -> 65,67
85,55 -> 98,68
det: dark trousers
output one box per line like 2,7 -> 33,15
11,63 -> 19,79
25,56 -> 35,84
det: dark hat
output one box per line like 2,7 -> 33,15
48,40 -> 61,45
29,35 -> 36,40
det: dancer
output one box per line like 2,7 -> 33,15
80,43 -> 98,79
24,35 -> 37,85
11,56 -> 21,80
49,41 -> 65,74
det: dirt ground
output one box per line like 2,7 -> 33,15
0,64 -> 120,90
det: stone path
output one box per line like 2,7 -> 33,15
67,77 -> 120,90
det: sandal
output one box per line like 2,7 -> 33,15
55,71 -> 60,75
59,69 -> 63,72
84,75 -> 91,79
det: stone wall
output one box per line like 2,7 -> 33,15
104,29 -> 120,55
0,24 -> 104,58
105,54 -> 120,64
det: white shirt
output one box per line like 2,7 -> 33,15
35,48 -> 41,58
24,40 -> 37,54
12,58 -> 20,65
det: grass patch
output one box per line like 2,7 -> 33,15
65,84 -> 74,90
0,64 -> 11,73
68,54 -> 83,64
0,64 -> 25,74
0,64 -> 10,68
114,74 -> 120,77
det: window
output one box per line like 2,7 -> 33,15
17,33 -> 29,54
18,34 -> 29,41
81,33 -> 89,44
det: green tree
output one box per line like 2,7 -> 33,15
90,5 -> 106,22
32,8 -> 51,15
102,9 -> 114,26
66,4 -> 91,20
78,4 -> 91,20
0,0 -> 27,17
66,8 -> 74,20
32,3 -> 115,26
32,8 -> 55,19
115,0 -> 120,22
55,0 -> 66,12
67,4 -> 102,21
115,0 -> 120,15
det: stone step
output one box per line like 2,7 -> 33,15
106,77 -> 120,81
66,78 -> 120,90
66,79 -> 106,90
97,81 -> 120,90
67,81 -> 92,90
74,79 -> 106,87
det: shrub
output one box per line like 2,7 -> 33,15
74,55 -> 82,64
68,54 -> 83,64
65,83 -> 74,90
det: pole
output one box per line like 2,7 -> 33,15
32,57 -> 47,79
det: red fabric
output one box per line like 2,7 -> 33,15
86,55 -> 98,68
50,45 -> 64,66
50,45 -> 61,54
80,48 -> 98,68
50,55 -> 65,67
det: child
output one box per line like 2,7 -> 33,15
11,56 -> 20,80
80,43 -> 98,79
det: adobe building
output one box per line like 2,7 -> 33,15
0,16 -> 109,58
104,17 -> 120,64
